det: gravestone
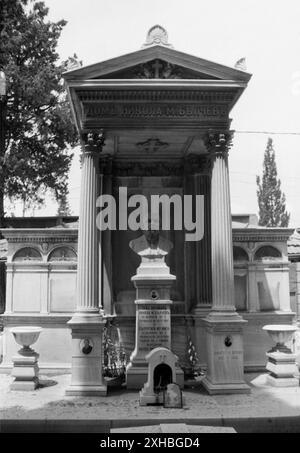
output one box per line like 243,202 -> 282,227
126,230 -> 184,389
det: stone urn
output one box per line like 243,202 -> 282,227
10,326 -> 42,391
263,324 -> 297,353
11,326 -> 42,354
263,324 -> 298,387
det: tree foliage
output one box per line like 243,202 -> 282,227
256,138 -> 290,227
0,0 -> 79,223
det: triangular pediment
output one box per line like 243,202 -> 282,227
64,45 -> 251,82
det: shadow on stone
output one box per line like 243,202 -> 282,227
37,379 -> 58,389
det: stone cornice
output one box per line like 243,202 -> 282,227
77,88 -> 237,103
233,228 -> 294,242
0,228 -> 78,243
63,45 -> 251,83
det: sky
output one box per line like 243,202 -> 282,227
11,0 -> 300,226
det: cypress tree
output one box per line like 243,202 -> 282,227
256,138 -> 290,227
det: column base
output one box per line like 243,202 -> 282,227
66,312 -> 107,397
202,377 -> 251,395
203,312 -> 250,395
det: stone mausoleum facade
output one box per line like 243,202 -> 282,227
0,214 -> 295,372
0,27 -> 296,389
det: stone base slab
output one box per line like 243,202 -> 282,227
65,384 -> 107,396
202,377 -> 251,395
10,378 -> 39,391
139,391 -> 163,406
266,375 -> 299,387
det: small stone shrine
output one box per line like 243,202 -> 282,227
126,229 -> 184,389
139,347 -> 183,406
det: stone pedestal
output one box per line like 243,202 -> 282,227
66,314 -> 107,396
126,231 -> 183,389
263,324 -> 299,387
11,350 -> 39,391
202,316 -> 250,394
127,298 -> 184,389
265,351 -> 299,387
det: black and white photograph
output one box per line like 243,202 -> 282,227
1,0 -> 300,440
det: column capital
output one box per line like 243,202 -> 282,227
81,129 -> 106,154
204,130 -> 234,156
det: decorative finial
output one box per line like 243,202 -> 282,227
234,57 -> 247,71
142,25 -> 174,49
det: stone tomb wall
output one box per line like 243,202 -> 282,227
0,226 -> 296,372
0,229 -> 77,370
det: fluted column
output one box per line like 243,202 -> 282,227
76,147 -> 100,313
210,144 -> 236,313
66,131 -> 107,397
202,131 -> 249,395
195,173 -> 212,309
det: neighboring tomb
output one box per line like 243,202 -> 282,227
0,226 -> 77,371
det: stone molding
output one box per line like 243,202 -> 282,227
233,229 -> 294,243
1,229 -> 78,244
78,89 -> 236,104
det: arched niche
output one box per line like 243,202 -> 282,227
233,246 -> 249,262
13,247 -> 42,262
254,245 -> 281,261
48,246 -> 77,262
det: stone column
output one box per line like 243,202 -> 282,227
202,131 -> 250,394
66,131 -> 107,396
209,140 -> 236,315
194,171 -> 212,310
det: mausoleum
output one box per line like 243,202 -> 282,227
0,26 -> 296,394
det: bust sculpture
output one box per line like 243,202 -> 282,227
129,228 -> 173,261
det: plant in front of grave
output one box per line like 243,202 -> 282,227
185,336 -> 204,379
256,138 -> 290,227
103,319 -> 127,381
0,0 -> 79,223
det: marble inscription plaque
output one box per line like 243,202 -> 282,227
86,103 -> 227,120
138,305 -> 170,351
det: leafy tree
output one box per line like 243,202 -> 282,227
0,0 -> 79,225
256,138 -> 290,227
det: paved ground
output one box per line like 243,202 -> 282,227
1,373 -> 300,432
